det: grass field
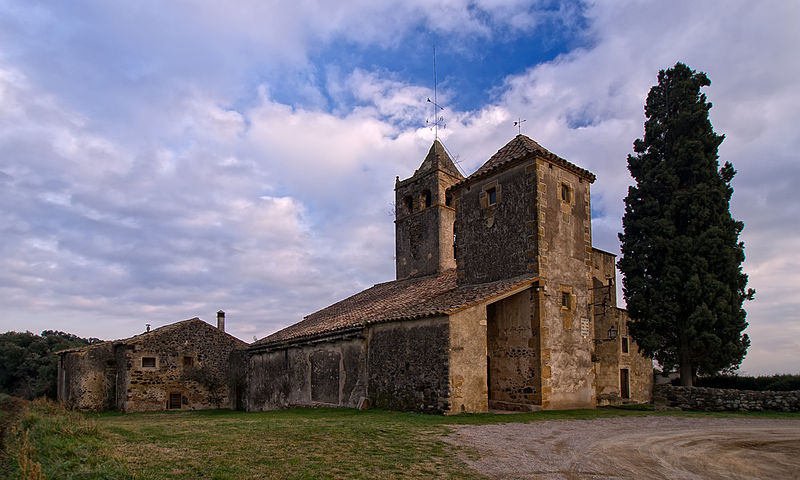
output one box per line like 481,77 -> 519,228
2,398 -> 799,480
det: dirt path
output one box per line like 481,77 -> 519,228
446,416 -> 800,479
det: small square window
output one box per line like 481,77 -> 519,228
142,357 -> 156,368
183,356 -> 193,367
487,187 -> 497,205
621,337 -> 629,354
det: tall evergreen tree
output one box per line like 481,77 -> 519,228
618,62 -> 754,386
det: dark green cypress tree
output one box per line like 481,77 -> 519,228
618,63 -> 754,386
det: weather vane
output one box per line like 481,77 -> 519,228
426,47 -> 446,139
514,118 -> 527,135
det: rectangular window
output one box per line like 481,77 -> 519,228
621,337 -> 629,353
183,356 -> 193,366
561,292 -> 571,309
169,393 -> 182,409
561,183 -> 572,203
142,357 -> 156,368
487,187 -> 497,205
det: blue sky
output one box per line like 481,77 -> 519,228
1,0 -> 798,375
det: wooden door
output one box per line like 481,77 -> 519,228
620,369 -> 630,399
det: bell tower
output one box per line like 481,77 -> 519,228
395,140 -> 464,279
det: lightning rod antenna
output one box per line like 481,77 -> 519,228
426,48 -> 445,139
434,47 -> 438,140
424,46 -> 451,156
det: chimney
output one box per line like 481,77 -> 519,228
216,310 -> 225,332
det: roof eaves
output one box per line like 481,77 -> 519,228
445,278 -> 539,315
591,246 -> 618,257
249,324 -> 365,352
449,150 -> 596,192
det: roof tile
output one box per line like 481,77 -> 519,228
456,134 -> 595,187
252,270 -> 537,348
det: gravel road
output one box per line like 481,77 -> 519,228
445,416 -> 800,479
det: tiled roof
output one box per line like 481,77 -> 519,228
397,140 -> 464,187
455,135 -> 595,187
417,140 -> 463,179
252,270 -> 538,348
57,318 -> 247,354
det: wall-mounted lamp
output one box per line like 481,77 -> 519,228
594,324 -> 618,344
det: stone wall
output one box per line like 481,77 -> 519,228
59,319 -> 247,412
593,308 -> 653,405
591,248 -> 653,406
368,317 -> 450,413
119,320 -> 247,412
247,337 -> 367,411
227,348 -> 249,410
395,149 -> 461,280
654,384 -> 800,412
454,162 -> 537,285
58,343 -> 116,411
535,157 -> 595,409
448,306 -> 489,414
486,289 -> 541,409
247,317 -> 450,414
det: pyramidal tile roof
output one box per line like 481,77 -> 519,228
252,270 -> 537,349
460,134 -> 595,185
413,140 -> 463,180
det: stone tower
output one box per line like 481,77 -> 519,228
450,134 -> 598,409
395,140 -> 464,279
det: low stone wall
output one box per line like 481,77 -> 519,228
653,384 -> 800,412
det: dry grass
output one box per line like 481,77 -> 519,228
3,398 -> 798,479
98,408 -> 479,479
1,398 -> 128,479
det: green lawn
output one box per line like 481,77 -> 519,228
3,399 -> 799,480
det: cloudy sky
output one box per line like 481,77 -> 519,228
1,1 -> 797,375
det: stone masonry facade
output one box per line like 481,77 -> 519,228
592,248 -> 653,405
59,135 -> 655,415
247,135 -> 654,414
58,317 -> 248,412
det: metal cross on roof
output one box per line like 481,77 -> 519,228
514,118 -> 527,135
426,97 -> 446,139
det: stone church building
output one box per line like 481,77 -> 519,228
57,135 -> 651,414
246,135 -> 652,414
